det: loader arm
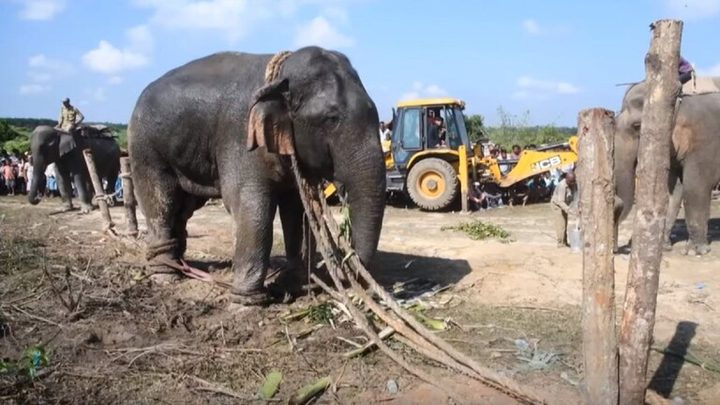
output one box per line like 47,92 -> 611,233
498,137 -> 578,188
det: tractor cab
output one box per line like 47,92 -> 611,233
385,98 -> 471,210
389,98 -> 469,170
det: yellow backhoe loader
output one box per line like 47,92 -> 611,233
325,98 -> 578,211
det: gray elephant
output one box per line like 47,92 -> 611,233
128,47 -> 386,305
614,78 -> 720,255
28,126 -> 121,212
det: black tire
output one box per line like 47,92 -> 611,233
406,158 -> 458,211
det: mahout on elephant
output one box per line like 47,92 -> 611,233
28,124 -> 121,212
614,76 -> 720,255
128,47 -> 386,305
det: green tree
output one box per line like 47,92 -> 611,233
485,106 -> 574,149
463,114 -> 486,143
0,120 -> 20,143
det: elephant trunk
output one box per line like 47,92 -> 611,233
28,158 -> 46,205
614,134 -> 639,222
333,135 -> 386,266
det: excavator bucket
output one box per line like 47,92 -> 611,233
498,136 -> 578,188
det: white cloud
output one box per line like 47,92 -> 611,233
19,83 -> 50,95
133,0 -> 361,44
512,76 -> 580,100
666,0 -> 720,19
82,25 -> 153,74
28,54 -> 73,73
16,0 -> 66,21
399,81 -> 448,101
522,19 -> 541,35
108,76 -> 124,85
21,54 -> 72,95
294,16 -> 354,48
133,0 -> 267,42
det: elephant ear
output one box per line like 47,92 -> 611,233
58,133 -> 77,157
246,78 -> 295,155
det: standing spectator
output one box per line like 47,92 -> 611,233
25,155 -> 34,194
45,162 -> 58,197
3,160 -> 16,196
17,156 -> 28,194
551,171 -> 578,247
499,148 -> 510,175
379,121 -> 391,141
511,144 -> 522,159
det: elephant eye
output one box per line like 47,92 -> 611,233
632,122 -> 641,131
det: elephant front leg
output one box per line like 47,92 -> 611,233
273,191 -> 308,299
72,172 -> 94,213
663,173 -> 683,251
683,185 -> 711,256
55,165 -> 74,211
229,190 -> 275,306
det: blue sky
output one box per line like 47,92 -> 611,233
1,0 -> 719,127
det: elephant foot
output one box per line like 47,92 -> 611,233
230,288 -> 272,306
146,262 -> 184,285
80,203 -> 93,214
265,258 -> 308,304
61,203 -> 74,212
685,243 -> 711,256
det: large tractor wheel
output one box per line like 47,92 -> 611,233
406,158 -> 458,211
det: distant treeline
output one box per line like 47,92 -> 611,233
465,107 -> 578,149
0,118 -> 129,153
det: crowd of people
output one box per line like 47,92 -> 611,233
0,151 -> 65,198
1,150 -> 33,196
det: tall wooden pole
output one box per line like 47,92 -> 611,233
120,157 -> 138,237
619,19 -> 682,405
82,149 -> 114,231
577,108 -> 618,405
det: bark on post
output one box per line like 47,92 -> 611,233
120,157 -> 138,237
619,19 -> 682,405
577,108 -> 618,405
82,149 -> 114,231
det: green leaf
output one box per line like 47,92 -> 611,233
258,370 -> 282,400
289,376 -> 332,405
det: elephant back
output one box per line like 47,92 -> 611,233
79,124 -> 116,139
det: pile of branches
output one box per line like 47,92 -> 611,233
289,156 -> 544,405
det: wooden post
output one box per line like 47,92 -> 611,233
120,157 -> 138,237
619,19 -> 682,405
82,149 -> 114,231
577,108 -> 618,405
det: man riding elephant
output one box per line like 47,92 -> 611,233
56,98 -> 84,133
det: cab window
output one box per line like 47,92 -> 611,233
441,107 -> 462,149
398,108 -> 422,149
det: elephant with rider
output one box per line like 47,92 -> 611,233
128,47 -> 386,305
614,77 -> 720,255
28,125 -> 121,212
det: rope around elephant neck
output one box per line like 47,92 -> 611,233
265,51 -> 292,83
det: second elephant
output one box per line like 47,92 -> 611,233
614,78 -> 720,255
28,126 -> 121,212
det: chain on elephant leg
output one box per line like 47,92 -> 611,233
146,238 -> 183,284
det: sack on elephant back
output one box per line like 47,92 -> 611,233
682,75 -> 720,96
79,124 -> 116,138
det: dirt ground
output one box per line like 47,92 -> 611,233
1,195 -> 719,404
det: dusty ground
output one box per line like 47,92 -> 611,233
1,194 -> 719,404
